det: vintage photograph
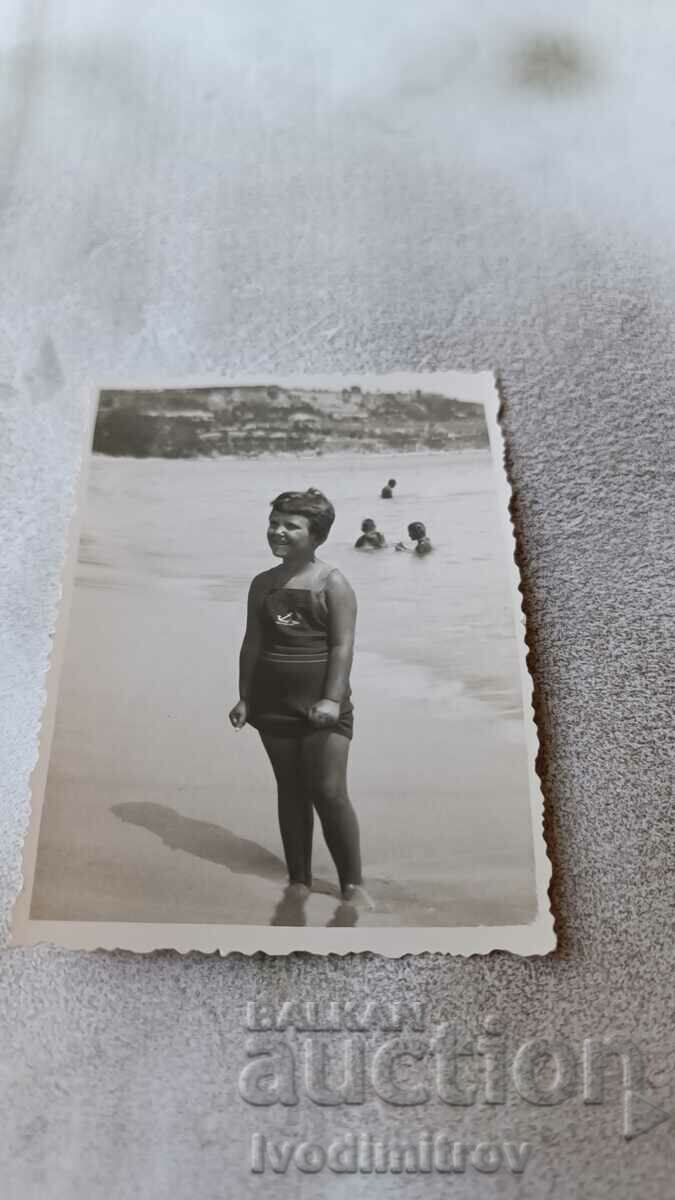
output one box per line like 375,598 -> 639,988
13,372 -> 554,954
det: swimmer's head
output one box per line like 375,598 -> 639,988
388,479 -> 397,488
408,521 -> 426,541
361,518 -> 376,532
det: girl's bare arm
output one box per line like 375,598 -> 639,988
238,577 -> 264,701
323,569 -> 357,703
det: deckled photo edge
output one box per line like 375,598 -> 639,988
9,389 -> 99,949
10,371 -> 556,957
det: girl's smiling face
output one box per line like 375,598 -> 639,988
267,509 -> 316,558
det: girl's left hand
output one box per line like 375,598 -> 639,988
228,699 -> 248,729
308,699 -> 340,728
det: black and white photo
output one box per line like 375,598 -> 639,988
12,372 -> 554,954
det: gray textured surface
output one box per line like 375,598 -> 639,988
0,2 -> 673,1196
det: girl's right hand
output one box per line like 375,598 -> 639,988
229,699 -> 248,730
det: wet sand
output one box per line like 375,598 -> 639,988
31,451 -> 537,928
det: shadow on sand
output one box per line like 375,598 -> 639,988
112,800 -> 289,878
110,801 -> 341,924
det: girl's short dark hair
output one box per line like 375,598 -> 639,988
361,518 -> 375,531
270,488 -> 335,544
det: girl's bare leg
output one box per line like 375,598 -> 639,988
301,730 -> 363,891
259,733 -> 313,885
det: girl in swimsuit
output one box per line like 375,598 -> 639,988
228,488 -> 371,910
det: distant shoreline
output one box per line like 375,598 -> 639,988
93,385 -> 490,459
91,444 -> 491,463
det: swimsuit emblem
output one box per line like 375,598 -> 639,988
275,611 -> 302,626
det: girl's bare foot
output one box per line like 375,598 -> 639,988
286,882 -> 311,899
341,883 -> 375,910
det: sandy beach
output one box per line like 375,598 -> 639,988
31,449 -> 537,928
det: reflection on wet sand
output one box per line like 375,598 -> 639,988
270,885 -> 361,927
270,885 -> 309,927
327,902 -> 359,928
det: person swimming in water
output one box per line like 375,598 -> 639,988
395,521 -> 433,555
380,478 -> 397,499
228,487 -> 373,915
354,518 -> 386,549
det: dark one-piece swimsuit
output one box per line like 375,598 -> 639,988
247,580 -> 354,740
